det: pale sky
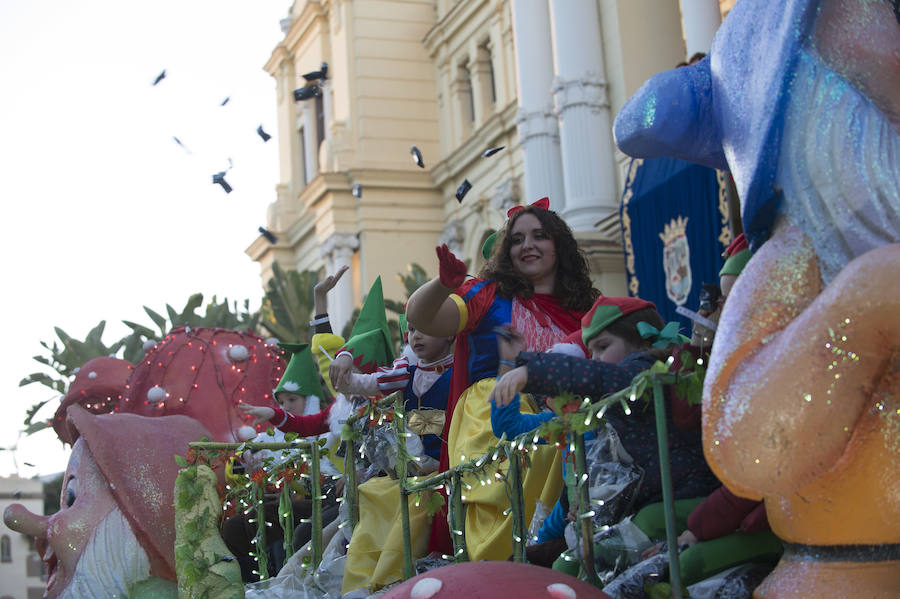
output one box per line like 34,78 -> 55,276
0,1 -> 292,477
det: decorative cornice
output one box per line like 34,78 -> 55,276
282,1 -> 327,58
264,43 -> 293,76
424,0 -> 491,55
515,106 -> 560,144
552,75 -> 610,114
320,232 -> 359,258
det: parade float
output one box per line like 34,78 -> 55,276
4,0 -> 899,597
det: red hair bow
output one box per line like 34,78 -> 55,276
506,196 -> 550,219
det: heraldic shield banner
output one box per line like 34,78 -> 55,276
619,156 -> 736,333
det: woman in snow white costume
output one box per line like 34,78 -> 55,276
406,198 -> 600,561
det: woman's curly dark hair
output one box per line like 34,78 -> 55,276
478,206 -> 600,312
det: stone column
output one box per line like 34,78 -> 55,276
450,60 -> 474,141
302,105 -> 317,184
679,0 -> 721,58
320,232 -> 359,335
470,42 -> 495,125
510,0 -> 565,208
548,0 -> 617,230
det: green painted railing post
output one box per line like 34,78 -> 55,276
279,473 -> 295,561
344,437 -> 359,532
449,471 -> 468,562
393,395 -> 416,580
653,380 -> 683,598
507,450 -> 528,563
310,440 -> 323,570
574,433 -> 600,586
252,482 -> 269,580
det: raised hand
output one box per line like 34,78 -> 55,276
238,402 -> 275,425
315,265 -> 349,299
314,265 -> 349,314
436,244 -> 467,289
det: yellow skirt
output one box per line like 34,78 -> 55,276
341,476 -> 432,594
447,378 -> 563,562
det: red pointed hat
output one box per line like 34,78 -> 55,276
53,356 -> 134,445
581,296 -> 656,345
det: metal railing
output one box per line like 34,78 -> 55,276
178,366 -> 689,598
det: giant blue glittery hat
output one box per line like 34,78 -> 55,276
613,0 -> 820,251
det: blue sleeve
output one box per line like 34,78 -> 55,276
535,496 -> 568,543
490,393 -> 554,440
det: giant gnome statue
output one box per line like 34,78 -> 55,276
5,327 -> 286,597
614,0 -> 900,597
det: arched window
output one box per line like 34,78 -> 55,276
0,534 -> 11,562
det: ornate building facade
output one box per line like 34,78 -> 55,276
248,0 -> 728,333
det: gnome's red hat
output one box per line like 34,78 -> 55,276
65,405 -> 211,582
53,357 -> 133,445
118,327 -> 285,442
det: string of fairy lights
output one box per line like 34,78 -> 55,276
182,362 -> 696,587
115,326 -> 285,439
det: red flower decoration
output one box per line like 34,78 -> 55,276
249,469 -> 267,486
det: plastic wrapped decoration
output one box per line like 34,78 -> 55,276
685,563 -> 773,599
244,501 -> 353,599
358,409 -> 428,477
526,500 -> 551,545
601,553 -> 669,599
584,423 -> 644,529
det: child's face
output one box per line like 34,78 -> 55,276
408,325 -> 453,363
277,392 -> 307,415
587,331 -> 633,363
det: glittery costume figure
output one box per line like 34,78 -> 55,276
3,406 -> 221,599
614,0 -> 900,596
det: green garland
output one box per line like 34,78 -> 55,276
174,463 -> 243,598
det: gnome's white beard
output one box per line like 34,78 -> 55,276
777,46 -> 900,285
57,507 -> 151,599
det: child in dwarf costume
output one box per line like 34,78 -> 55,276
230,342 -> 342,580
492,295 -> 718,514
323,277 -> 454,596
239,266 -> 354,473
490,296 -> 720,574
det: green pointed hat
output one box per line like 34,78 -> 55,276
341,276 -> 395,373
719,233 -> 751,277
274,343 -> 326,399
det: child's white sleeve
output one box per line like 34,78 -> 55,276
341,371 -> 380,395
